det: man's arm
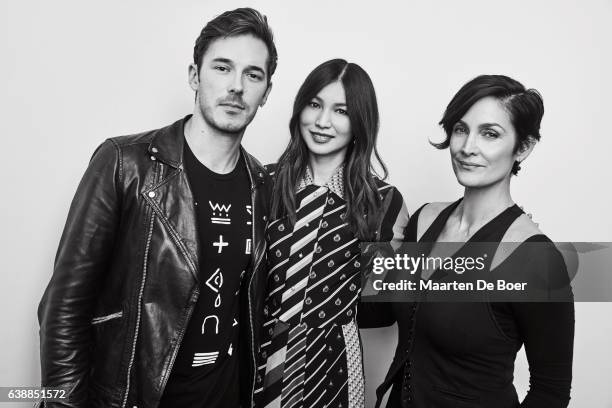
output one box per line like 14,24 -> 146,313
38,139 -> 122,407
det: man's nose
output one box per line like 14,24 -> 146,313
228,72 -> 244,95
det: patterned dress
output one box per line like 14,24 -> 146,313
254,166 -> 408,408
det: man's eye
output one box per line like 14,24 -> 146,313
214,66 -> 229,72
247,73 -> 263,81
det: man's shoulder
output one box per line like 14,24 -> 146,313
106,117 -> 185,166
109,128 -> 156,148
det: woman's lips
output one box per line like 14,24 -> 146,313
310,130 -> 334,143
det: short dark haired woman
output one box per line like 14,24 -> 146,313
360,75 -> 574,408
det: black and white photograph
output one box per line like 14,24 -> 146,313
1,0 -> 611,407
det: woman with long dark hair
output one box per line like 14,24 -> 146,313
360,75 -> 574,407
253,59 -> 408,407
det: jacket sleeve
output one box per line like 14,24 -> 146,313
358,187 -> 409,328
38,139 -> 122,407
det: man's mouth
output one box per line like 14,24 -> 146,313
219,102 -> 245,110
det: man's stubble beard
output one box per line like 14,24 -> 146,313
200,96 -> 256,136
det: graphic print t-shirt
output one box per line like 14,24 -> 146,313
159,141 -> 252,408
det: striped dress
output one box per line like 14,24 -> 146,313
254,166 -> 408,408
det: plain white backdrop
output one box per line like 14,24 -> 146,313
1,0 -> 611,406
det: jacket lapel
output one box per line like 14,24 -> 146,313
142,116 -> 201,281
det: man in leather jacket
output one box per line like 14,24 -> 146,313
38,8 -> 276,408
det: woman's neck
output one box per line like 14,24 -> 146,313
308,153 -> 346,185
456,178 -> 514,235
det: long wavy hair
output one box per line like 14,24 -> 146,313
271,59 -> 387,241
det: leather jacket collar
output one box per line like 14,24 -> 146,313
146,115 -> 266,187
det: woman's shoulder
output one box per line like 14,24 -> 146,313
373,177 -> 399,195
492,214 -> 565,271
417,202 -> 454,235
502,212 -> 545,243
403,201 -> 454,241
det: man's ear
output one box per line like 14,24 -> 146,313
188,63 -> 199,92
260,81 -> 273,107
515,135 -> 537,163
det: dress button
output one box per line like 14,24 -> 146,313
148,191 -> 156,198
299,253 -> 303,258
305,297 -> 312,305
150,155 -> 156,161
318,311 -> 326,318
305,223 -> 310,227
263,215 -> 267,221
321,221 -> 328,228
310,272 -> 316,279
151,147 -> 158,153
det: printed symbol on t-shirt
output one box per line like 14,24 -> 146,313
246,205 -> 252,226
209,201 -> 231,225
206,268 -> 224,293
206,268 -> 223,308
213,235 -> 228,254
233,318 -> 238,327
202,315 -> 219,335
228,344 -> 233,356
192,351 -> 219,367
245,239 -> 252,255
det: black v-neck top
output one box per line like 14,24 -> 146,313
359,199 -> 574,408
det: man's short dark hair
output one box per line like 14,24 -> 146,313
194,7 -> 278,82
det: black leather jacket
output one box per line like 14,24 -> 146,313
38,116 -> 271,408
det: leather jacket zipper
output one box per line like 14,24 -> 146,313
159,288 -> 199,393
157,166 -> 201,395
121,210 -> 156,408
